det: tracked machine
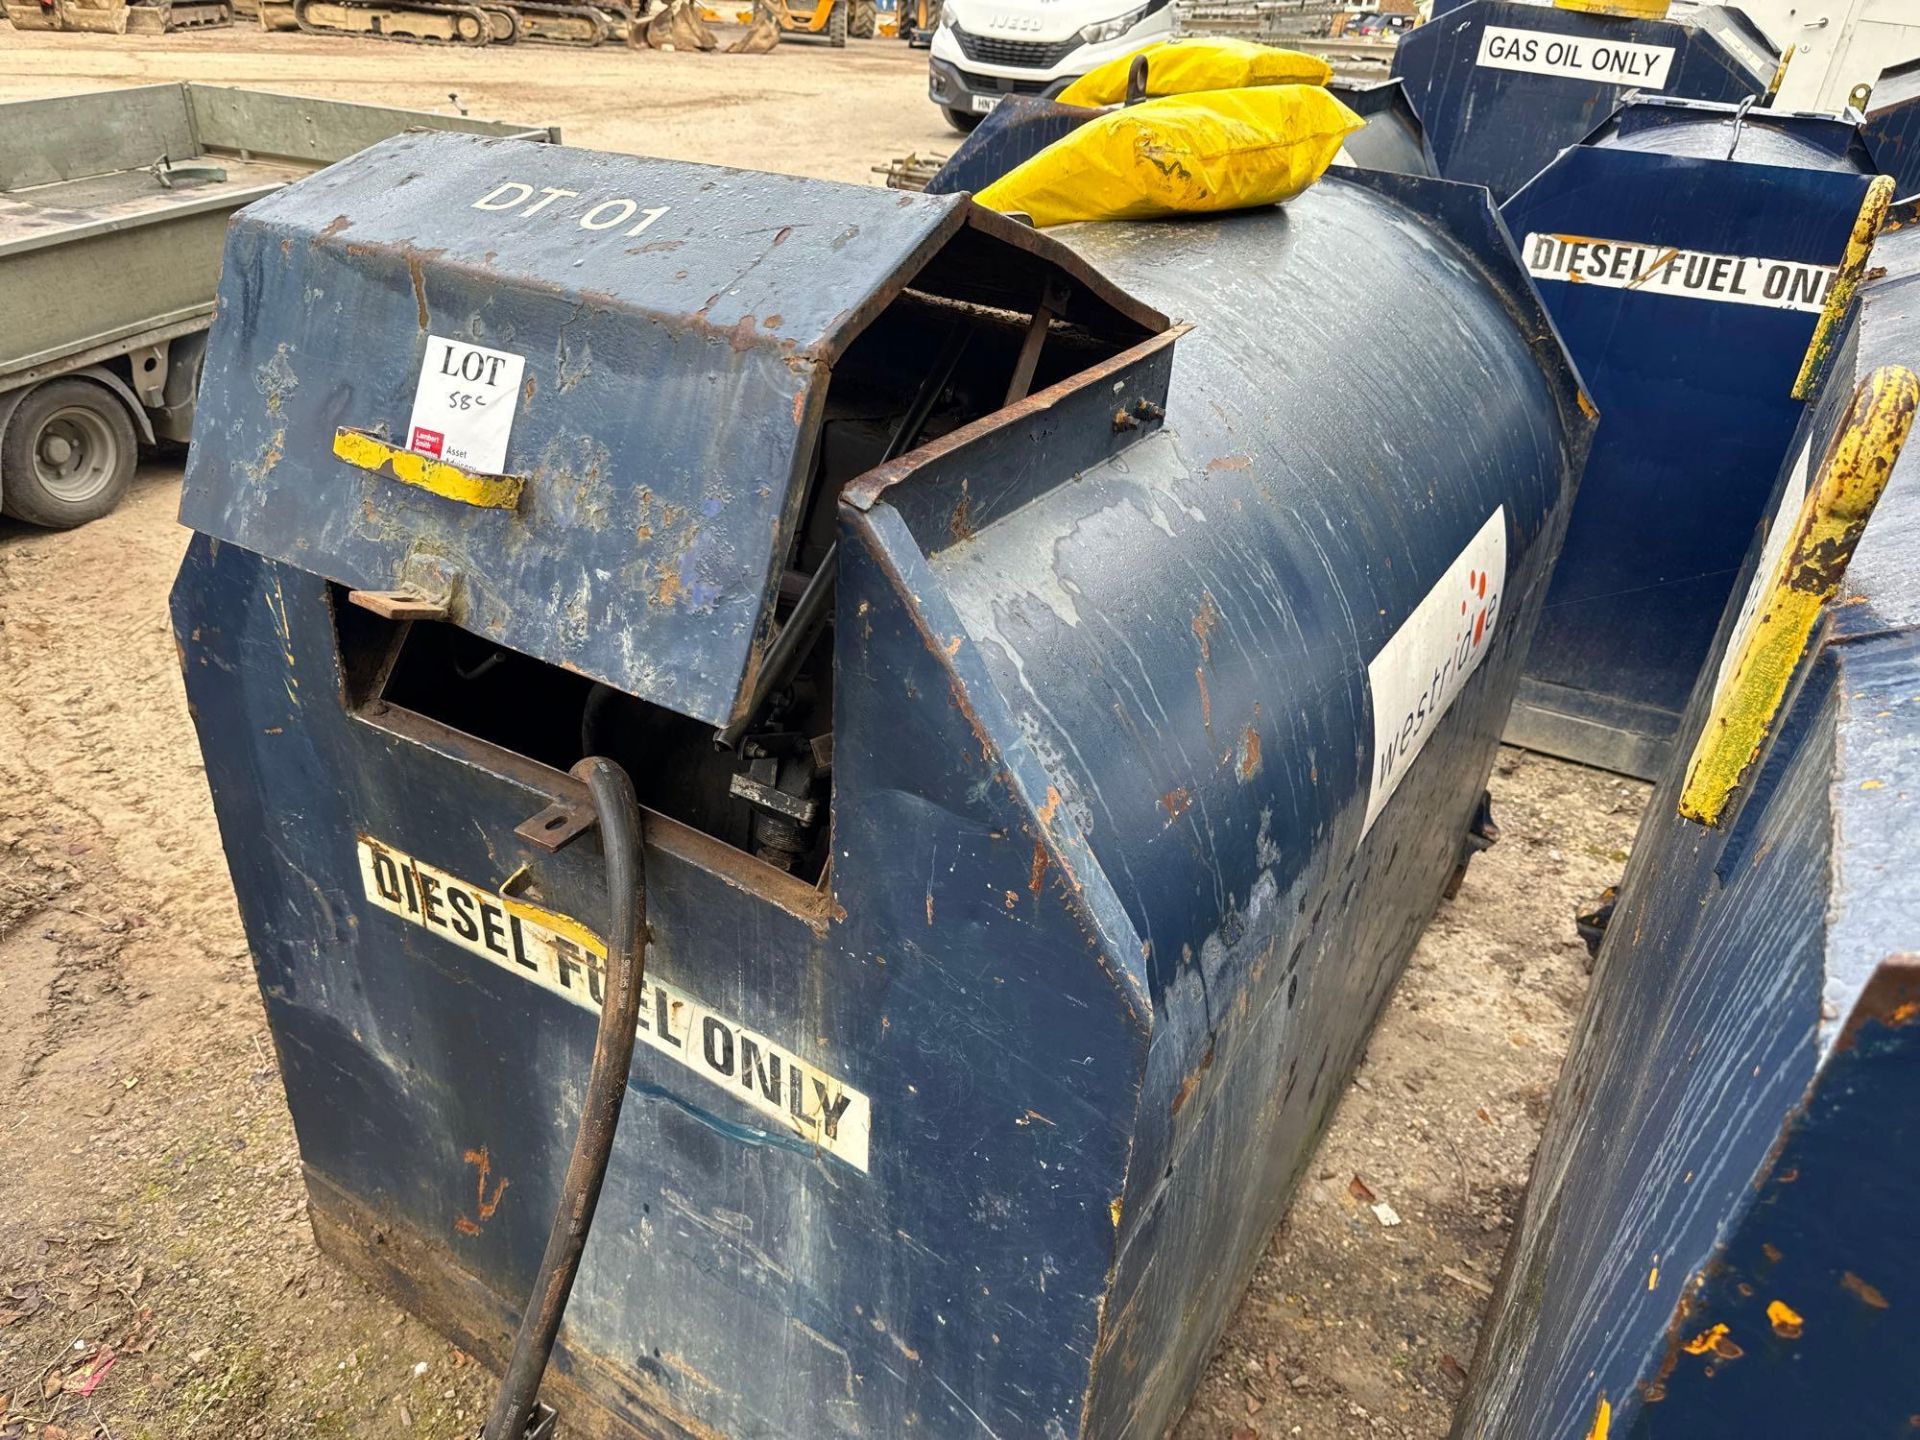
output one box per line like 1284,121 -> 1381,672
256,0 -> 631,45
6,0 -> 232,32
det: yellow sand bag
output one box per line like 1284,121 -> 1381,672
975,86 -> 1363,228
1055,37 -> 1332,108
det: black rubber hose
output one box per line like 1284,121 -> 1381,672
481,756 -> 646,1440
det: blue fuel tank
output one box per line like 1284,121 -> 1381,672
1391,0 -> 1779,202
1865,56 -> 1920,200
172,133 -> 1590,1439
1499,97 -> 1885,778
1455,202 -> 1920,1440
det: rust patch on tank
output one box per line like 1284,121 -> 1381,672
1842,1271 -> 1890,1309
407,251 -> 430,331
1161,788 -> 1192,822
1191,593 -> 1218,662
1028,838 -> 1049,894
1238,718 -> 1263,782
1206,455 -> 1251,472
454,1145 -> 509,1236
1170,1045 -> 1214,1116
1196,667 -> 1212,736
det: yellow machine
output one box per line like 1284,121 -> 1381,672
700,0 -> 866,44
5,0 -> 230,30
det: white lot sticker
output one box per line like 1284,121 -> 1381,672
1476,25 -> 1675,88
1523,233 -> 1837,313
1364,508 -> 1508,837
405,335 -> 527,475
355,836 -> 871,1172
1703,436 -> 1813,715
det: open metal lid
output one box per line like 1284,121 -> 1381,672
179,131 -> 1161,728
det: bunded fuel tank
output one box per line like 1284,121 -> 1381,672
1456,199 -> 1920,1440
173,133 -> 1590,1439
1501,96 -> 1887,778
1391,0 -> 1780,203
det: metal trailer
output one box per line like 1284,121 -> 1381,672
0,84 -> 557,530
1390,0 -> 1780,204
1498,97 -> 1886,779
171,133 -> 1590,1440
919,77 -> 1433,200
1454,201 -> 1920,1440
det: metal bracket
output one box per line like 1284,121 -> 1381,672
348,588 -> 450,622
516,796 -> 598,853
475,1402 -> 556,1440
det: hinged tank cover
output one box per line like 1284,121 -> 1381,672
179,131 -> 1158,729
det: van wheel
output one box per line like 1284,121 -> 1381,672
849,0 -> 873,36
827,0 -> 846,44
943,105 -> 982,133
0,379 -> 139,529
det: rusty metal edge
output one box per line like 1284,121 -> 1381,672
839,326 -> 1189,515
305,1167 -> 728,1440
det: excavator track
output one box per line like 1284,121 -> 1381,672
512,0 -> 620,45
291,0 -> 493,42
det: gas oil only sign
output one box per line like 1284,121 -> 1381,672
1475,25 -> 1675,87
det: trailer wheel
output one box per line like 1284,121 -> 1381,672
827,0 -> 846,45
0,379 -> 139,529
849,0 -> 873,37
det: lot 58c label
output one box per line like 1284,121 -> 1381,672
406,335 -> 526,475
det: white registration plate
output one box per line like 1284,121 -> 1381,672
970,93 -> 1001,114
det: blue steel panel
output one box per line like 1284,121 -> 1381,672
175,161 -> 1591,1439
1457,194 -> 1920,1440
925,96 -> 1097,196
1865,57 -> 1920,201
1501,105 -> 1875,777
1390,1 -> 1777,203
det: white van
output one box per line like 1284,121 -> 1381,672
926,0 -> 1175,133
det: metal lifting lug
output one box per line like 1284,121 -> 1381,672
476,1402 -> 555,1440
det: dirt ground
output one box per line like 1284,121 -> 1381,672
0,26 -> 1649,1440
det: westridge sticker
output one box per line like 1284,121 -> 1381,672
1364,509 -> 1508,836
355,836 -> 871,1171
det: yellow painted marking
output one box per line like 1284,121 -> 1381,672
1767,1299 -> 1805,1338
1648,1265 -> 1659,1291
1680,367 -> 1920,826
332,427 -> 525,511
1682,1323 -> 1729,1356
1767,43 -> 1793,102
500,892 -> 605,959
1794,176 -> 1896,400
1555,0 -> 1666,13
1585,1395 -> 1611,1440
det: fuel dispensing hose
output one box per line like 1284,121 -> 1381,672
481,756 -> 646,1440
